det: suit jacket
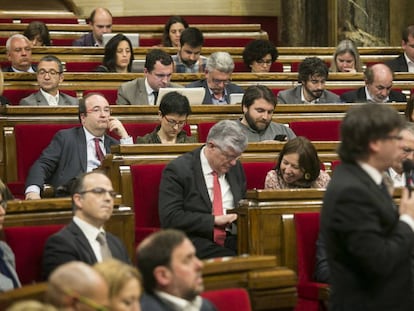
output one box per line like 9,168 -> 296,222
277,85 -> 341,104
19,90 -> 79,106
72,32 -> 97,47
159,147 -> 246,248
25,126 -> 119,191
385,54 -> 409,72
2,64 -> 37,72
340,86 -> 407,103
42,221 -> 130,280
116,78 -> 183,105
0,241 -> 21,292
321,162 -> 414,311
186,79 -> 244,104
140,292 -> 217,311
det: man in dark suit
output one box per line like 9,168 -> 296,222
19,55 -> 78,106
24,92 -> 132,200
159,120 -> 247,259
385,25 -> 414,73
186,51 -> 244,104
72,8 -> 113,47
137,229 -> 217,311
3,34 -> 36,73
321,104 -> 414,311
116,49 -> 182,105
340,63 -> 407,103
42,171 -> 130,280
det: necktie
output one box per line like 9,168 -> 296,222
96,232 -> 112,260
212,171 -> 226,246
153,91 -> 159,104
94,138 -> 105,162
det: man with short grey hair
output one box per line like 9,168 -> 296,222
3,34 -> 36,72
186,51 -> 244,104
159,120 -> 247,259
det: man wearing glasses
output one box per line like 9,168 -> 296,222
116,49 -> 182,105
25,93 -> 132,200
136,91 -> 196,144
42,171 -> 130,280
159,120 -> 247,259
186,51 -> 244,104
19,55 -> 78,106
3,34 -> 36,73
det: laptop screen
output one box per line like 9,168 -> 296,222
102,33 -> 140,47
156,87 -> 205,105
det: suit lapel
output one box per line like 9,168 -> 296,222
194,148 -> 213,209
75,128 -> 87,172
68,221 -> 98,262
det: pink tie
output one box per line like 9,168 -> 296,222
212,171 -> 226,246
94,138 -> 105,162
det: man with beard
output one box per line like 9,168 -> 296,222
237,85 -> 296,142
173,27 -> 207,73
159,120 -> 247,259
186,52 -> 244,104
137,229 -> 217,310
340,63 -> 406,103
277,57 -> 340,104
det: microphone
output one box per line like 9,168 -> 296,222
402,159 -> 414,195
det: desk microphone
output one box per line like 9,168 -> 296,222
402,159 -> 414,196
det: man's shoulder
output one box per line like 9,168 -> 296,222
140,293 -> 172,311
321,89 -> 340,102
167,147 -> 200,168
186,79 -> 205,88
72,32 -> 94,46
120,78 -> 144,89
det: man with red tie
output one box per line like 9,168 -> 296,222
25,93 -> 132,199
159,120 -> 248,259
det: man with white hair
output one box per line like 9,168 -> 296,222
3,34 -> 36,72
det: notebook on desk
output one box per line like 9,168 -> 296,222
156,87 -> 205,105
131,59 -> 145,73
229,93 -> 244,104
102,33 -> 140,47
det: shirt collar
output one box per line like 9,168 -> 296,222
40,88 -> 59,105
155,290 -> 203,311
200,146 -> 215,176
300,86 -> 319,104
358,161 -> 383,185
83,127 -> 105,141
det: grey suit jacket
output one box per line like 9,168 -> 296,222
277,85 -> 341,104
25,126 -> 119,191
116,78 -> 182,105
19,90 -> 79,106
186,79 -> 244,104
140,293 -> 217,311
159,147 -> 246,247
0,241 -> 21,292
42,221 -> 130,280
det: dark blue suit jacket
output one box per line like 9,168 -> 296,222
140,293 -> 217,311
25,126 -> 118,191
42,221 -> 130,280
186,79 -> 244,104
72,32 -> 97,47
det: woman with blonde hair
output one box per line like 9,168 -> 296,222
330,39 -> 363,73
94,259 -> 142,311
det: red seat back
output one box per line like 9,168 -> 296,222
3,89 -> 37,105
201,288 -> 252,311
65,61 -> 101,72
4,224 -> 64,284
242,162 -> 275,190
130,164 -> 166,245
289,120 -> 341,141
197,122 -> 217,143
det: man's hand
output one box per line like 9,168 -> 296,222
25,192 -> 41,200
108,117 -> 129,139
214,214 -> 238,227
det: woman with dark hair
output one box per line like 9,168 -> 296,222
405,93 -> 414,122
23,21 -> 51,46
0,179 -> 20,292
161,16 -> 189,48
95,34 -> 134,73
242,39 -> 278,73
265,136 -> 330,189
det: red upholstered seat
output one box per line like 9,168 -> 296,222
330,88 -> 355,96
130,163 -> 166,246
289,120 -> 341,141
7,123 -> 76,198
242,162 -> 275,190
197,122 -> 217,143
65,61 -> 101,72
201,288 -> 252,311
3,89 -> 37,105
4,224 -> 64,284
233,61 -> 284,73
294,212 -> 329,311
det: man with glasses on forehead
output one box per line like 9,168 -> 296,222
159,120 -> 248,259
46,261 -> 110,311
25,93 -> 132,200
3,34 -> 36,73
136,91 -> 196,144
116,49 -> 182,105
19,55 -> 78,106
42,171 -> 130,280
186,51 -> 244,104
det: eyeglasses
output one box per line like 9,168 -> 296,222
255,59 -> 273,65
87,107 -> 111,114
79,187 -> 117,199
59,286 -> 109,311
211,78 -> 231,86
37,69 -> 62,76
163,115 -> 187,128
